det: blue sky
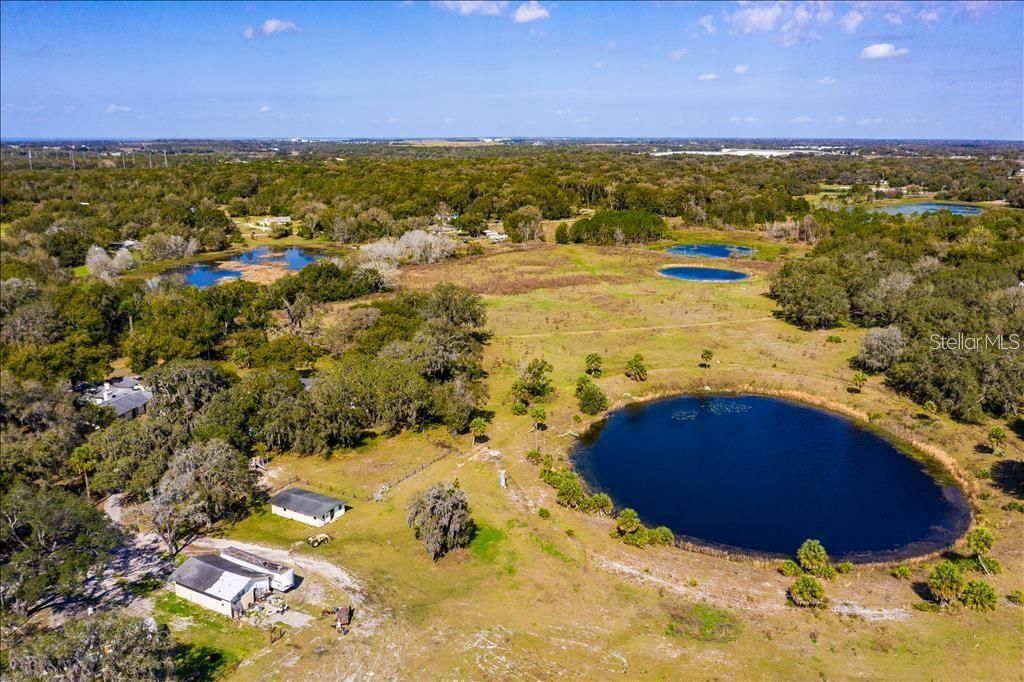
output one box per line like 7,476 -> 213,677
2,1 -> 1021,140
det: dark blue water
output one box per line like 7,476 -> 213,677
660,266 -> 749,282
178,247 -> 323,288
874,202 -> 982,216
667,244 -> 756,258
573,395 -> 970,560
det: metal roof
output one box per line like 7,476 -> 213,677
104,389 -> 152,417
220,546 -> 289,575
169,554 -> 268,603
270,488 -> 346,518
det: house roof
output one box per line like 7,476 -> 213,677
104,390 -> 152,417
75,376 -> 152,417
270,488 -> 346,517
220,546 -> 289,575
169,554 -> 268,603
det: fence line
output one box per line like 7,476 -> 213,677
271,444 -> 458,504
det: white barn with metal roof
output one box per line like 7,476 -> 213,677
169,554 -> 270,618
270,488 -> 346,527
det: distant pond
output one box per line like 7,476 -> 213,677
572,395 -> 970,561
874,202 -> 982,216
660,266 -> 749,282
667,244 -> 756,259
175,247 -> 324,288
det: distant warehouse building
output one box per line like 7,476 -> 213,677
270,488 -> 347,527
169,554 -> 271,618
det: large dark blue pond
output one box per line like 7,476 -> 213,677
874,201 -> 982,216
660,266 -> 749,282
176,247 -> 323,288
667,244 -> 756,259
573,395 -> 970,560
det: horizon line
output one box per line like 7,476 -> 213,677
2,135 -> 1023,144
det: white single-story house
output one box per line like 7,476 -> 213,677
169,554 -> 270,618
219,546 -> 295,591
256,216 -> 292,228
270,487 -> 347,527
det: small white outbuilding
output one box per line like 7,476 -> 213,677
270,487 -> 347,527
219,546 -> 295,591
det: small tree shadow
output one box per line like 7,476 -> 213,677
910,581 -> 933,602
174,643 -> 226,681
991,459 -> 1024,500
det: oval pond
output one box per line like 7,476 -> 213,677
572,395 -> 970,560
176,247 -> 324,288
873,201 -> 982,216
660,266 -> 749,282
667,244 -> 756,259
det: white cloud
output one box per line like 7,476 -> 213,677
242,18 -> 300,39
730,115 -> 757,123
258,105 -> 272,113
104,104 -> 130,114
698,72 -> 719,81
697,14 -> 716,33
918,9 -> 940,24
816,76 -> 836,85
839,10 -> 864,33
727,4 -> 783,33
955,1 -> 993,18
437,1 -> 507,16
734,64 -> 750,75
857,117 -> 883,125
669,48 -> 688,61
593,61 -> 604,69
791,116 -> 813,123
513,1 -> 548,23
834,115 -> 847,123
884,12 -> 904,25
860,43 -> 910,60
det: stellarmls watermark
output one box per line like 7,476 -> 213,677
929,334 -> 1021,352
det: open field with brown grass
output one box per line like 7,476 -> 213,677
205,233 -> 1023,680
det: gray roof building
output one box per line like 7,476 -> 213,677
270,488 -> 346,518
76,375 -> 152,419
169,554 -> 268,603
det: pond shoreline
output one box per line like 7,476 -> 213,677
567,384 -> 974,567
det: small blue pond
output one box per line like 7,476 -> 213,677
177,247 -> 323,288
874,202 -> 982,216
660,266 -> 749,282
667,244 -> 756,259
572,395 -> 970,560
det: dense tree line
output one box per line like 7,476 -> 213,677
557,209 -> 666,245
7,147 -> 1016,270
770,208 -> 1024,421
0,259 -> 386,381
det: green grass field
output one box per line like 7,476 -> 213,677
194,233 -> 1021,680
